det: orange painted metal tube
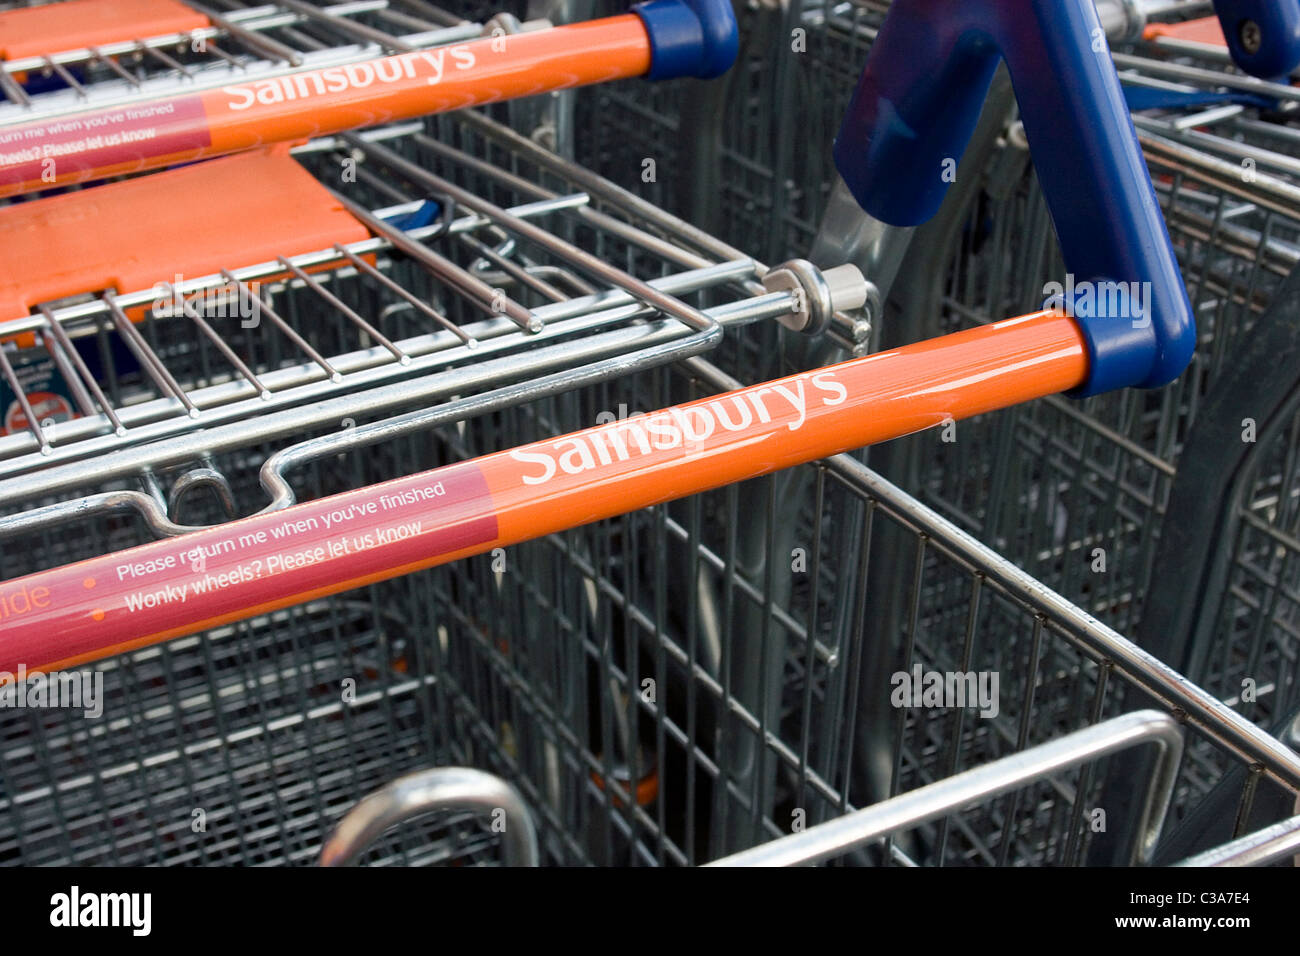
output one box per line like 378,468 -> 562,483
0,15 -> 652,197
0,310 -> 1088,678
1142,16 -> 1227,47
0,0 -> 211,61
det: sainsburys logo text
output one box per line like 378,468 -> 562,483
509,370 -> 847,487
222,46 -> 477,110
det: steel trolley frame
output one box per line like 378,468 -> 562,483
0,0 -> 1295,866
0,0 -> 528,125
869,5 -> 1300,693
3,291 -> 1298,864
612,0 -> 1300,716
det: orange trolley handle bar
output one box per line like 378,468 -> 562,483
0,0 -> 739,198
0,310 -> 1088,677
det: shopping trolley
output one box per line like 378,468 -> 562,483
0,101 -> 861,862
0,0 -> 740,196
320,713 -> 1300,866
0,0 -> 1295,867
752,0 -> 1300,646
4,278 -> 1296,865
780,0 -> 1300,861
568,0 -> 1299,268
1081,258 -> 1300,865
0,0 -> 519,125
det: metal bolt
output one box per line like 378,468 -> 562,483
1239,19 -> 1262,55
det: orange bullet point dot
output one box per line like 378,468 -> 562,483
83,577 -> 96,589
91,609 -> 104,621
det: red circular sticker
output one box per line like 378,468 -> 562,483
4,391 -> 74,434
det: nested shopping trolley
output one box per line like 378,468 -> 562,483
0,0 -> 1297,866
648,0 -> 1300,710
856,0 -> 1300,710
0,0 -> 540,125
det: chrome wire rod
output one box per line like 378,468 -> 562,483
320,767 -> 538,867
708,711 -> 1184,867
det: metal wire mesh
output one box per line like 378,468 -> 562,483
0,0 -> 493,123
1189,400 -> 1300,731
2,0 -> 1299,869
560,0 -> 1291,654
0,105 -> 805,864
573,0 -> 890,265
890,70 -> 1300,659
2,347 -> 1296,865
0,105 -> 810,533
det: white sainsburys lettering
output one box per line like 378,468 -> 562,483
222,45 -> 477,111
509,370 -> 848,486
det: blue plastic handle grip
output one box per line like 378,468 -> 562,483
1213,0 -> 1300,78
834,0 -> 1195,397
632,0 -> 739,80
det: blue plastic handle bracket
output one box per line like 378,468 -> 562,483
835,0 -> 1195,397
1213,0 -> 1300,79
632,0 -> 739,80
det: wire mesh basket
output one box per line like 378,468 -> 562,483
0,87 -> 1295,864
573,0 -> 891,265
2,316 -> 1297,865
1,0 -> 1298,870
0,102 -> 843,864
0,0 -> 506,124
622,0 -> 1300,726
883,46 -> 1300,672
